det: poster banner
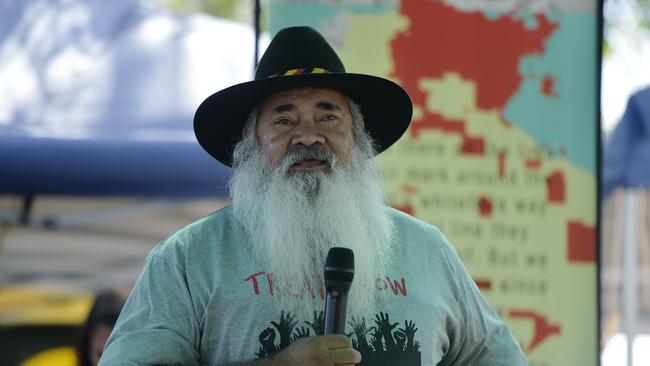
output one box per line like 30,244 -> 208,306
270,0 -> 599,365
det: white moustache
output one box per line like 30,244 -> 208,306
279,145 -> 337,173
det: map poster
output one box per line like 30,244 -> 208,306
269,0 -> 599,365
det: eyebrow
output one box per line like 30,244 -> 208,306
316,102 -> 342,112
270,101 -> 343,114
272,104 -> 295,113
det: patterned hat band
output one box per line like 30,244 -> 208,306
269,67 -> 331,78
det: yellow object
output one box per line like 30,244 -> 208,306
19,346 -> 77,366
0,286 -> 93,325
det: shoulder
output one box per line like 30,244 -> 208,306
147,205 -> 241,265
162,204 -> 236,244
384,206 -> 461,267
385,206 -> 447,242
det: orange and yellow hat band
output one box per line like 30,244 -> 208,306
269,67 -> 331,78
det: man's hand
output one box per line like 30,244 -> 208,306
270,334 -> 361,366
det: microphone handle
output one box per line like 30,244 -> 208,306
324,289 -> 349,334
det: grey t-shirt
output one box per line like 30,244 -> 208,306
100,205 -> 526,365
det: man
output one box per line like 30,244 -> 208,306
100,26 -> 526,365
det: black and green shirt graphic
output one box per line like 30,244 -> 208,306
255,311 -> 421,366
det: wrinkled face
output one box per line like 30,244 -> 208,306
255,87 -> 355,172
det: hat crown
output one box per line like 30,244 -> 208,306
254,26 -> 346,80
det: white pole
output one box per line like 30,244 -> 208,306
623,189 -> 638,366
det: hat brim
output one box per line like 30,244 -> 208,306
194,73 -> 413,166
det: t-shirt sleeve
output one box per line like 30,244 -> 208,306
436,235 -> 528,366
99,249 -> 201,366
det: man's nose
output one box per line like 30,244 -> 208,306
291,119 -> 325,146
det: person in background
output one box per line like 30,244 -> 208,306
77,290 -> 127,366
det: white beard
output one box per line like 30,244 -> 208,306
229,127 -> 395,321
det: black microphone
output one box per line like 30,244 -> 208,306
323,247 -> 354,335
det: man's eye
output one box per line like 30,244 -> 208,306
320,114 -> 337,121
273,118 -> 291,125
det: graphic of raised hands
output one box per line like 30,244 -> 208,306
374,312 -> 399,351
348,316 -> 373,353
412,339 -> 421,352
271,311 -> 298,349
305,310 -> 325,335
258,327 -> 278,356
256,311 -> 366,365
369,327 -> 384,352
394,329 -> 407,350
291,326 -> 311,342
255,345 -> 269,358
396,320 -> 419,352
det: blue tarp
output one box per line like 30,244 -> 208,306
0,0 -> 263,197
0,137 -> 231,197
603,87 -> 650,197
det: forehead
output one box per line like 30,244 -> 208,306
258,87 -> 349,112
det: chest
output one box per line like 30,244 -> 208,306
194,271 -> 454,366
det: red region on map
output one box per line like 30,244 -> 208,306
546,170 -> 565,203
393,204 -> 415,216
391,0 -> 558,146
401,182 -> 420,195
478,196 -> 493,217
498,150 -> 507,177
541,75 -> 558,97
461,135 -> 485,155
525,158 -> 542,169
474,278 -> 492,291
567,221 -> 596,263
509,309 -> 561,353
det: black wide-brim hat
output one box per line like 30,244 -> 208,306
194,26 -> 413,166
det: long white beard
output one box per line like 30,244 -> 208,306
229,130 -> 395,320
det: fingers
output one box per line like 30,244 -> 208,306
321,335 -> 362,365
327,336 -> 361,365
321,334 -> 353,349
329,347 -> 362,365
284,335 -> 361,365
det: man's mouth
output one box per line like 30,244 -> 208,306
290,158 -> 329,171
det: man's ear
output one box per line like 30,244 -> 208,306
242,126 -> 249,137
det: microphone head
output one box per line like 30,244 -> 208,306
324,247 -> 354,283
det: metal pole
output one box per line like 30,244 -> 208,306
253,0 -> 261,72
623,189 -> 638,366
19,194 -> 34,225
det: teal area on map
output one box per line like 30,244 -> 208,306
269,2 -> 396,35
503,12 -> 598,174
